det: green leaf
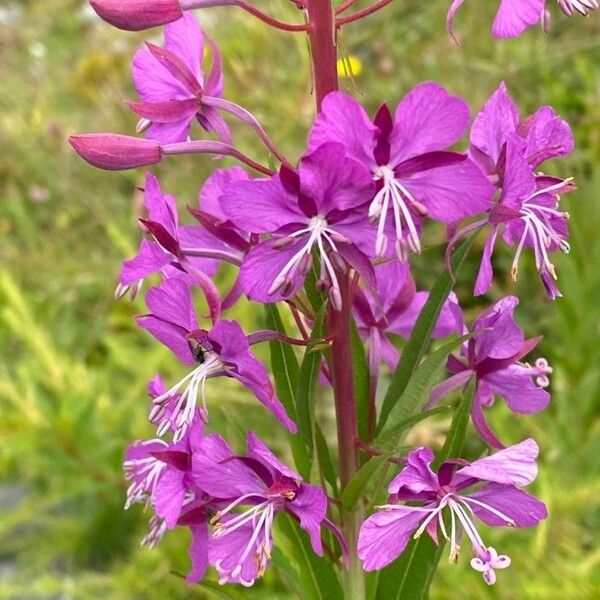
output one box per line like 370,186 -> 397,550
278,512 -> 343,600
315,423 -> 339,495
374,380 -> 476,600
340,454 -> 389,511
350,318 -> 371,442
295,305 -> 327,471
264,303 -> 311,477
375,333 -> 474,451
375,406 -> 452,454
376,236 -> 474,434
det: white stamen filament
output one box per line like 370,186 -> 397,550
269,216 -> 344,308
152,353 -> 224,442
371,166 -> 423,260
213,500 -> 275,586
511,182 -> 570,282
459,496 -> 516,526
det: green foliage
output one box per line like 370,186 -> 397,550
2,0 -> 600,598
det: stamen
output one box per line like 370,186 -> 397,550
151,354 -> 223,441
459,496 -> 516,526
371,166 -> 423,260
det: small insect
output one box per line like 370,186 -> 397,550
187,337 -> 207,364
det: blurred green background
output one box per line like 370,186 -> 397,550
1,0 -> 600,598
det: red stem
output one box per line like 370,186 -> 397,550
306,0 -> 338,109
336,0 -> 395,26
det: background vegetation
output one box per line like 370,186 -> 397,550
1,0 -> 600,597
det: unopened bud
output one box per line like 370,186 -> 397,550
89,0 -> 183,32
69,134 -> 162,170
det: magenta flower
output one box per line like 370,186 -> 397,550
429,296 -> 551,448
308,85 -> 494,260
220,142 -> 377,310
117,172 -> 229,299
192,432 -> 330,586
358,439 -> 547,584
136,278 -> 297,439
130,13 -> 229,145
447,0 -> 597,40
354,260 -> 462,373
461,83 -> 574,298
123,392 -> 204,545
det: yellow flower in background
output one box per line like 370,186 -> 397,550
337,55 -> 363,77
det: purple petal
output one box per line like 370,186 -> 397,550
379,335 -> 400,372
519,106 -> 574,166
389,447 -> 439,494
246,432 -> 300,480
299,143 -> 374,214
470,82 -> 519,165
372,260 -> 410,314
220,175 -> 303,233
483,365 -> 550,414
287,483 -> 328,555
209,321 -> 297,433
400,157 -> 494,223
147,118 -> 194,145
199,166 -> 250,220
153,468 -> 186,528
191,434 -> 264,498
145,278 -> 199,332
473,226 -> 498,297
136,315 -> 194,364
119,239 -> 171,285
468,483 -> 547,527
208,520 -> 266,586
335,243 -> 377,291
132,48 -> 189,103
308,91 -> 378,169
186,522 -> 209,584
473,296 -> 524,360
143,172 -> 179,237
239,239 -> 307,304
198,106 -> 232,144
470,390 -> 506,449
500,134 -> 537,210
164,14 -> 204,83
492,0 -> 544,38
358,507 -> 426,571
455,438 -> 539,486
389,82 -> 470,166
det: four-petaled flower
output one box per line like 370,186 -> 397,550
130,13 -> 229,144
358,438 -> 547,584
308,84 -> 494,261
221,142 -> 378,310
136,278 -> 297,440
192,432 -> 330,586
429,296 -> 552,448
461,82 -> 574,299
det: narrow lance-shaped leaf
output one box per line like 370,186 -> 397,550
295,305 -> 327,469
277,513 -> 344,600
264,303 -> 311,478
374,380 -> 476,600
377,236 -> 474,434
315,423 -> 339,496
375,333 -> 474,451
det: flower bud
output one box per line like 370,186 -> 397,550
89,0 -> 182,32
69,134 -> 162,170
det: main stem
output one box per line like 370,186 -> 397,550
306,3 -> 363,598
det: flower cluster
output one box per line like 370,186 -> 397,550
69,1 -> 585,594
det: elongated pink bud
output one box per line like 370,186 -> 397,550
89,0 -> 182,31
69,134 -> 162,170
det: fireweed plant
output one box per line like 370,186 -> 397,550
68,0 -> 592,596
